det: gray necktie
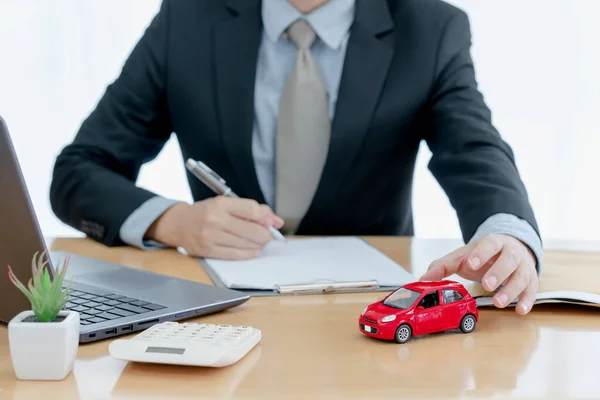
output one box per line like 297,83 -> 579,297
276,19 -> 331,234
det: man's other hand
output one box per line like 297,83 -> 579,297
419,234 -> 538,315
146,196 -> 284,260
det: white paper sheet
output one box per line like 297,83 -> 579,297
203,237 -> 416,290
476,290 -> 600,307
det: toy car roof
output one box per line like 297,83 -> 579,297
402,280 -> 465,292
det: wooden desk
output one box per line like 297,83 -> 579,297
1,237 -> 599,399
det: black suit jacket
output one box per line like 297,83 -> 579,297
50,0 -> 540,247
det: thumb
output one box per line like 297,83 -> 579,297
271,214 -> 285,230
419,243 -> 473,281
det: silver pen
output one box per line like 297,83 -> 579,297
185,158 -> 287,242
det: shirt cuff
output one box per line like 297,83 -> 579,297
119,196 -> 181,250
469,213 -> 543,274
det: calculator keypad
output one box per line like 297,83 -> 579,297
135,322 -> 254,346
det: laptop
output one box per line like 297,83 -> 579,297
0,116 -> 250,343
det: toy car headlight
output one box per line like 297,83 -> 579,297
381,315 -> 396,323
362,306 -> 368,315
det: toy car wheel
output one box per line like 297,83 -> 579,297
460,314 -> 476,333
395,324 -> 412,344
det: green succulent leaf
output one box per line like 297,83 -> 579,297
8,252 -> 72,322
41,267 -> 51,293
30,251 -> 38,277
8,266 -> 36,304
48,256 -> 70,301
58,292 -> 70,311
27,280 -> 44,309
31,258 -> 44,296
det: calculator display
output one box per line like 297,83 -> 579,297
145,346 -> 186,355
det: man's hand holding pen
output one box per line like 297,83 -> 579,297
146,197 -> 285,260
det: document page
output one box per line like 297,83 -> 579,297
476,290 -> 600,307
203,237 -> 416,290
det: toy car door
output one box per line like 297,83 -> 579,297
414,290 -> 444,335
441,289 -> 466,330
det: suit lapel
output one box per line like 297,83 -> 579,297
214,0 -> 266,203
301,0 -> 395,223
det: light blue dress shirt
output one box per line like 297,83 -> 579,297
119,0 -> 543,272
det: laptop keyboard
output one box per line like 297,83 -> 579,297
63,289 -> 167,326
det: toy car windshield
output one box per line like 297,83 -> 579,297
382,287 -> 421,309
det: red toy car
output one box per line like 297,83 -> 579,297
359,280 -> 478,343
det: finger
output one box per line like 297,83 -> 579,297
223,215 -> 272,245
516,274 -> 538,315
481,246 -> 521,292
199,245 -> 260,261
272,214 -> 285,229
419,264 -> 448,282
466,234 -> 505,272
492,263 -> 530,308
208,228 -> 264,250
420,244 -> 473,281
227,198 -> 274,226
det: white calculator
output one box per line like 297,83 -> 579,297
108,322 -> 262,367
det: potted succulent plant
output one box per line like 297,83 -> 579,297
7,251 -> 79,380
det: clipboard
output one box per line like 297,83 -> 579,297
196,237 -> 416,297
200,259 -> 390,296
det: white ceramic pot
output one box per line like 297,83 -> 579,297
8,310 -> 80,380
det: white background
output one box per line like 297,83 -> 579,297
0,0 -> 598,242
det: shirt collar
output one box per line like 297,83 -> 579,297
262,0 -> 356,50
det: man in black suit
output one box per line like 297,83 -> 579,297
51,0 -> 542,314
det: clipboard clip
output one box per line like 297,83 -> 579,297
275,280 -> 379,295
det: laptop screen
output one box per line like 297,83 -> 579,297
0,117 -> 50,323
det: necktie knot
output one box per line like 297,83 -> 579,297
286,19 -> 317,50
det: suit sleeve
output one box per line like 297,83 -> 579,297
423,10 -> 541,244
50,0 -> 172,247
